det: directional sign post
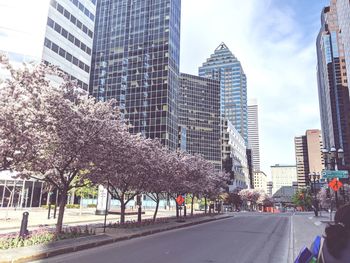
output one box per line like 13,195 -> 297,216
322,170 -> 349,179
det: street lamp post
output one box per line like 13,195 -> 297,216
322,147 -> 344,210
308,172 -> 320,217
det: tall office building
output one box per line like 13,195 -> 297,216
316,1 -> 350,166
294,129 -> 323,189
43,0 -> 96,90
178,73 -> 221,169
224,120 -> 250,192
90,0 -> 181,150
0,0 -> 96,90
247,99 -> 260,171
253,171 -> 268,194
271,164 -> 297,195
336,0 -> 350,81
199,42 -> 248,143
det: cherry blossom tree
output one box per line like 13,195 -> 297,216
1,56 -> 124,233
239,189 -> 261,211
0,55 -> 58,171
90,132 -> 157,223
143,141 -> 180,221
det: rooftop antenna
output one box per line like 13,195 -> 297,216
215,42 -> 228,51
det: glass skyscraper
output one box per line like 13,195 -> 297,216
178,73 -> 221,169
336,0 -> 350,81
89,0 -> 181,149
199,42 -> 248,144
316,2 -> 350,166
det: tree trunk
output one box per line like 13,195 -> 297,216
56,190 -> 67,234
191,195 -> 194,216
204,197 -> 207,214
120,195 -> 126,223
153,195 -> 160,222
176,202 -> 179,218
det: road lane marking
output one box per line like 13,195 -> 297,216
314,221 -> 322,226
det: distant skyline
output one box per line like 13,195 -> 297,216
0,0 -> 331,178
180,0 -> 329,178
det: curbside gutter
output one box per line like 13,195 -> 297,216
0,215 -> 232,263
288,212 -> 295,263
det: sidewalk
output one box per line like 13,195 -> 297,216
292,212 -> 330,259
0,208 -> 177,234
0,213 -> 232,263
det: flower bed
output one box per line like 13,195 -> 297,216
107,212 -> 209,229
0,226 -> 95,250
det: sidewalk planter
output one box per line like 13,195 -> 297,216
0,226 -> 94,250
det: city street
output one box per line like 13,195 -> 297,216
36,213 -> 292,263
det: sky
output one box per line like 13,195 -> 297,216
180,0 -> 329,177
0,0 -> 330,178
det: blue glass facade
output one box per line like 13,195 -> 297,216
317,5 -> 350,166
198,43 -> 248,144
89,0 -> 181,150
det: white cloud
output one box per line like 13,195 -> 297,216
0,0 -> 49,58
181,0 -> 322,176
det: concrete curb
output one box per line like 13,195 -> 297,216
0,215 -> 232,263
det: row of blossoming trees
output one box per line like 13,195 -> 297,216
0,55 -> 229,233
238,189 -> 273,211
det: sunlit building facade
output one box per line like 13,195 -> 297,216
294,129 -> 323,189
248,99 -> 260,171
89,0 -> 181,150
225,120 -> 250,192
199,42 -> 248,144
271,164 -> 297,195
43,0 -> 97,90
253,171 -> 268,193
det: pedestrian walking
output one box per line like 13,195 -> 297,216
318,203 -> 350,262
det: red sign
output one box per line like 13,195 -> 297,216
329,178 -> 343,192
176,195 -> 185,206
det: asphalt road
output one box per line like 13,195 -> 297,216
37,213 -> 291,263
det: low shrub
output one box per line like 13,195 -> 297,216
41,205 -> 56,209
87,204 -> 97,208
66,204 -> 80,209
0,225 -> 95,250
108,217 -> 171,229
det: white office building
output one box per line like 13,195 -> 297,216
253,171 -> 267,193
248,99 -> 261,171
271,164 -> 297,195
226,120 -> 250,191
0,0 -> 96,90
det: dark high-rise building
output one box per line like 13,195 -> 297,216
178,73 -> 221,169
199,42 -> 248,144
316,1 -> 350,166
90,0 -> 181,149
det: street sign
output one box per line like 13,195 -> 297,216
321,170 -> 349,179
176,195 -> 185,206
329,178 -> 343,192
